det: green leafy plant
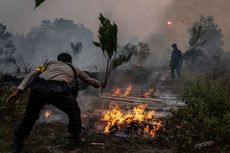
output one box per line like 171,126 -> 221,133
93,14 -> 132,93
164,77 -> 230,152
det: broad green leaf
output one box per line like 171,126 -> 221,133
95,13 -> 132,92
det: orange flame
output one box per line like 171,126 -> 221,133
112,88 -> 122,96
109,85 -> 155,98
101,104 -> 161,137
143,122 -> 162,137
123,85 -> 132,96
110,85 -> 133,97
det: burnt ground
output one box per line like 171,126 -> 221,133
1,67 -> 179,153
1,123 -> 171,153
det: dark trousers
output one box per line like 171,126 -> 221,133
171,64 -> 181,79
13,88 -> 82,149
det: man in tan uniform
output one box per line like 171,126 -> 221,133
6,53 -> 106,153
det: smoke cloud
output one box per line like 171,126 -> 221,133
0,0 -> 172,44
146,0 -> 230,54
0,0 -> 229,69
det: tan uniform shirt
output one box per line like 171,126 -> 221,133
17,61 -> 101,91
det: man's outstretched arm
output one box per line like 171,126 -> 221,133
17,70 -> 40,91
6,70 -> 39,106
75,67 -> 106,88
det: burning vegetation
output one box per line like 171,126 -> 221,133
101,84 -> 160,137
101,104 -> 161,137
110,84 -> 133,97
0,2 -> 229,152
106,84 -> 155,98
143,88 -> 155,98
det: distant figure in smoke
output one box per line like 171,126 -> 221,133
6,53 -> 106,153
169,43 -> 182,79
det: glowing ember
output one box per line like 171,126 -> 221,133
144,122 -> 162,137
143,88 -> 155,98
43,110 -> 52,121
101,104 -> 161,137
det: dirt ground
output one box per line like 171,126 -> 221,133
1,123 -> 172,153
0,68 -> 176,153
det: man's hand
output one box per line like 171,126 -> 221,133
6,89 -> 22,106
101,81 -> 107,88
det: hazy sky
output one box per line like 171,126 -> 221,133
0,0 -> 230,50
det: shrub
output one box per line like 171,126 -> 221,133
165,77 -> 230,152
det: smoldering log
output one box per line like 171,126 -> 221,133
101,95 -> 156,103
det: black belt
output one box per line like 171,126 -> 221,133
31,78 -> 72,93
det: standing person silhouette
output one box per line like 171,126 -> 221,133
169,43 -> 183,79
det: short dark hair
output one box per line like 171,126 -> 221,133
57,53 -> 72,63
172,43 -> 177,48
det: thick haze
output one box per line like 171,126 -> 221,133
0,0 -> 229,51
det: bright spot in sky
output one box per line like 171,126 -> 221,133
167,21 -> 172,25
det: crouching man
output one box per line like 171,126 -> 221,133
6,53 -> 106,153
